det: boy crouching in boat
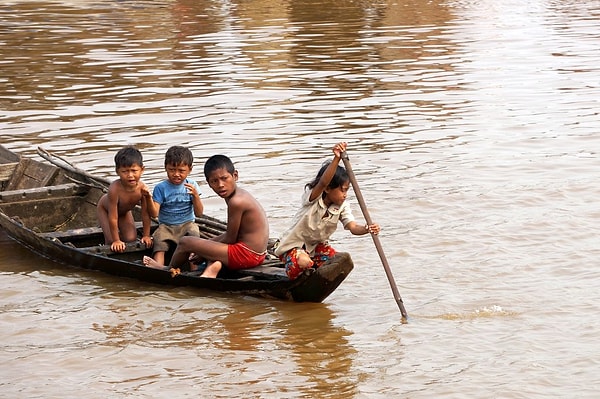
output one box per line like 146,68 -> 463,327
143,154 -> 269,278
97,146 -> 154,253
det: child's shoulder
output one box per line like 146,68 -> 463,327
231,187 -> 260,207
107,178 -> 122,190
236,187 -> 255,198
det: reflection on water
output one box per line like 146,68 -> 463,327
1,0 -> 462,160
2,0 -> 600,397
2,225 -> 357,396
265,303 -> 358,396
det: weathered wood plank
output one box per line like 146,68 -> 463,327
0,183 -> 88,203
5,158 -> 68,190
79,241 -> 150,255
0,162 -> 18,182
40,221 -> 146,240
40,225 -> 104,239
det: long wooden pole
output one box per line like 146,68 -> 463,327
341,151 -> 408,322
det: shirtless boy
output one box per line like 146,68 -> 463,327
97,146 -> 154,253
143,154 -> 269,278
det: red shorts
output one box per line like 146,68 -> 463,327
278,243 -> 336,280
227,242 -> 267,270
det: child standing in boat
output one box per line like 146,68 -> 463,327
97,146 -> 154,252
144,154 -> 269,278
142,146 -> 204,267
274,142 -> 380,280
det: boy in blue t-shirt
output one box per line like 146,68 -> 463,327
143,146 -> 204,267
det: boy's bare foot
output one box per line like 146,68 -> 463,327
200,261 -> 222,278
169,268 -> 181,277
143,255 -> 166,270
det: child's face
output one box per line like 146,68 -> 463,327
165,163 -> 192,185
324,182 -> 350,206
206,167 -> 238,198
116,163 -> 144,189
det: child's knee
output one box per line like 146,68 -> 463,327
297,252 -> 313,268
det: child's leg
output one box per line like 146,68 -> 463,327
118,210 -> 137,242
312,243 -> 336,268
143,255 -> 167,270
143,250 -> 168,269
169,236 -> 228,269
96,194 -> 112,244
143,227 -> 168,269
153,251 -> 166,265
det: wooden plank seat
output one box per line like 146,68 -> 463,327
0,183 -> 88,203
78,241 -> 150,255
40,221 -> 146,241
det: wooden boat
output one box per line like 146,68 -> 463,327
0,145 -> 353,302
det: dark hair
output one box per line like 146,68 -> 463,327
306,161 -> 349,197
114,146 -> 143,169
164,146 -> 193,167
204,154 -> 235,179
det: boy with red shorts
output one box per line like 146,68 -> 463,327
144,154 -> 269,278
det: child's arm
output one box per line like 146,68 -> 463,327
309,142 -> 347,202
142,183 -> 158,219
185,181 -> 204,217
140,182 -> 154,248
220,193 -> 247,244
223,205 -> 243,244
106,184 -> 126,252
346,220 -> 381,236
